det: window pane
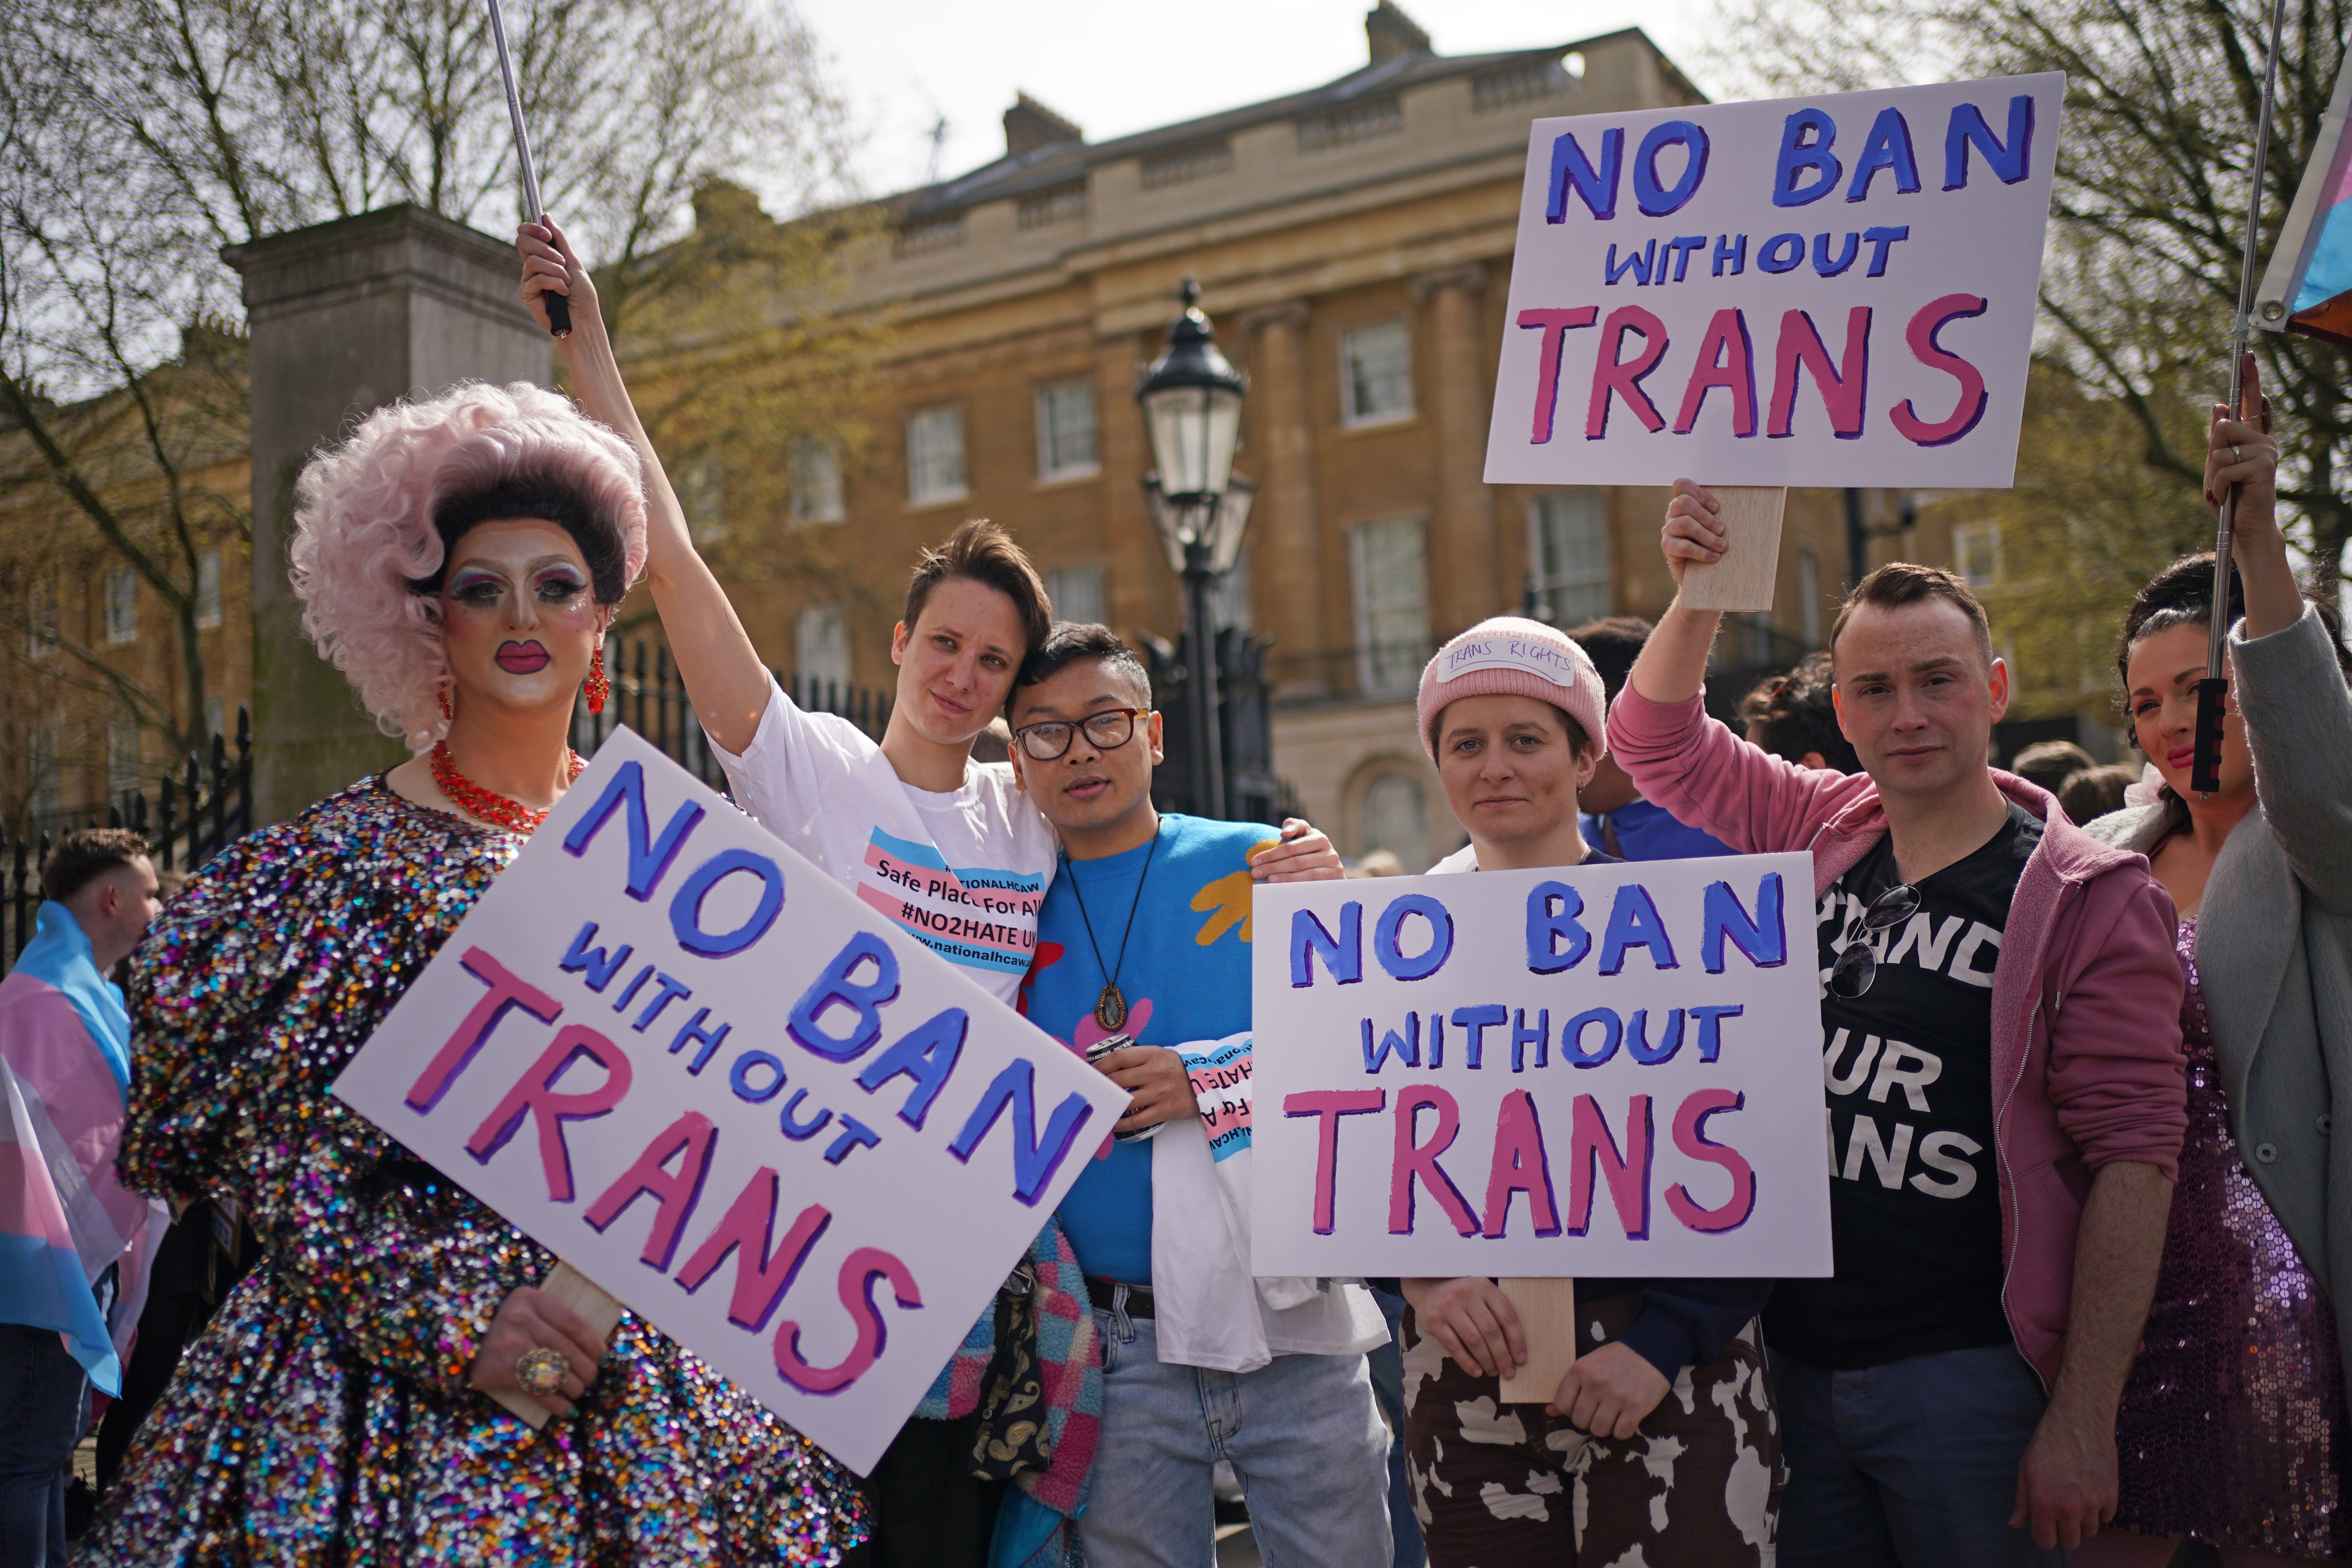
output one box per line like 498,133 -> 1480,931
1528,491 -> 1609,626
1362,771 -> 1430,872
790,440 -> 844,525
1035,382 -> 1098,478
1342,320 -> 1413,425
795,604 -> 851,701
27,723 -> 59,821
203,695 -> 225,746
1352,515 -> 1428,694
196,549 -> 223,629
1954,523 -> 2001,587
105,568 -> 138,645
108,717 -> 141,797
26,580 -> 54,658
908,407 -> 966,504
1046,564 -> 1106,627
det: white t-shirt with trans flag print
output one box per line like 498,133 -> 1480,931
711,677 -> 1056,1004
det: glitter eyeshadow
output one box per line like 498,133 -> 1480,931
2109,914 -> 2348,1554
90,774 -> 869,1563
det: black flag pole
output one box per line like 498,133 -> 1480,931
2192,0 -> 2291,794
487,0 -> 569,339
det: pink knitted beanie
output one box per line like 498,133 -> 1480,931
1415,616 -> 1610,762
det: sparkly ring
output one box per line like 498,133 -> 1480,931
515,1346 -> 567,1397
2232,443 -> 2242,463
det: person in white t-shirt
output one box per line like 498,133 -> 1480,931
519,219 -> 1340,1565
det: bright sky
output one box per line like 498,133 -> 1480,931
797,0 -> 1726,198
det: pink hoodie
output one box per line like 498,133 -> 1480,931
1607,686 -> 2187,1388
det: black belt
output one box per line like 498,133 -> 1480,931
1084,1275 -> 1155,1318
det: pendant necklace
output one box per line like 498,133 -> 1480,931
1062,826 -> 1160,1032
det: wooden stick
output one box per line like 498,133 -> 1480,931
1496,1277 -> 1577,1404
1676,486 -> 1789,613
486,1261 -> 626,1429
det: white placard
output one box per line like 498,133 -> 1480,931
1483,74 -> 2063,489
1250,855 -> 1831,1278
332,730 -> 1127,1475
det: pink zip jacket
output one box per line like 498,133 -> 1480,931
1608,686 -> 2187,1387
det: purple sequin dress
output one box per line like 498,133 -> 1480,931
2112,915 -> 2350,1554
87,779 -> 868,1565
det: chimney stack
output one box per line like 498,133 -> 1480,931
1004,93 -> 1084,159
1366,1 -> 1432,64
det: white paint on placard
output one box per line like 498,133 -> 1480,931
1249,854 -> 1832,1278
1483,74 -> 2063,489
332,729 -> 1127,1475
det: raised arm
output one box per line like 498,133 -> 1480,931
1627,478 -> 1732,707
520,217 -> 772,754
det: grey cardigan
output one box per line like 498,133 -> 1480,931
2086,604 -> 2352,1411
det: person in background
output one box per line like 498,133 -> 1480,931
970,715 -> 1014,763
2011,740 -> 2096,801
1562,616 -> 1736,859
2057,765 -> 2138,828
2073,365 -> 2352,1566
1401,617 -> 1777,1564
1009,625 -> 1390,1568
0,831 -> 168,1568
1740,651 -> 1862,774
1616,488 -> 2189,1564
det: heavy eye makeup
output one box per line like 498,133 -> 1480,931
529,565 -> 589,605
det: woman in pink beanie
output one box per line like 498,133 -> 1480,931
1396,614 -> 1781,1566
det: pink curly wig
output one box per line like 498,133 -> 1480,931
288,381 -> 648,751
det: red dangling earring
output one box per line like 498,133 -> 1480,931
439,684 -> 454,721
584,645 -> 608,715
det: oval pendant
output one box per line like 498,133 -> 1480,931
1094,984 -> 1128,1032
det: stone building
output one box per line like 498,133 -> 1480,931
684,4 -> 1913,869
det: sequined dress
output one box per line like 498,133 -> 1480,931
2112,914 -> 2350,1554
88,777 -> 868,1565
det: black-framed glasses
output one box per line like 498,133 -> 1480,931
1827,882 -> 1921,1000
1013,707 -> 1148,762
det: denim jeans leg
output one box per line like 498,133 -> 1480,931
1367,1287 -> 1425,1568
1774,1350 -> 1902,1568
0,1324 -> 88,1568
1860,1346 -> 2067,1568
1077,1310 -> 1219,1568
1221,1349 -> 1394,1568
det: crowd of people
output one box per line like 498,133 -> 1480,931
0,224 -> 2341,1568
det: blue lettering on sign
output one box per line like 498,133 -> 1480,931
1702,872 -> 1787,972
1373,895 -> 1454,982
1290,904 -> 1363,987
1773,108 -> 1841,207
788,932 -> 902,1062
1862,226 -> 1910,276
1692,1004 -> 1744,1062
1847,107 -> 1921,201
668,849 -> 785,958
1547,126 -> 1623,222
1605,239 -> 1655,286
1361,1012 -> 1422,1071
1633,120 -> 1709,216
1758,234 -> 1805,273
1598,884 -> 1679,975
562,759 -> 706,900
854,1009 -> 969,1130
1944,96 -> 2035,190
1564,1007 -> 1622,1067
559,921 -> 633,990
1451,1005 -> 1505,1069
1525,881 -> 1590,974
948,1059 -> 1096,1206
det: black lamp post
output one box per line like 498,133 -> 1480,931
1137,277 -> 1251,819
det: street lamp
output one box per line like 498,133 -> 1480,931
1137,276 -> 1250,819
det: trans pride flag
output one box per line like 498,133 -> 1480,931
0,902 -> 166,1393
2258,59 -> 2352,348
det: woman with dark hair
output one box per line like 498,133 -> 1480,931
89,382 -> 868,1563
1738,651 -> 1861,774
2076,362 -> 2352,1566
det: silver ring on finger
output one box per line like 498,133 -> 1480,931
2232,444 -> 2241,463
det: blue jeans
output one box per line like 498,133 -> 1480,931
1366,1287 -> 1425,1568
1774,1344 -> 2068,1568
1082,1304 -> 1392,1568
0,1324 -> 87,1568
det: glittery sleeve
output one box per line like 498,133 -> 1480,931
123,783 -> 541,1394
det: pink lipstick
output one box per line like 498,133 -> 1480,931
495,641 -> 550,674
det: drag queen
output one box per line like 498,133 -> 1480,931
88,383 -> 867,1563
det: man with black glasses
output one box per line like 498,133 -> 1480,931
1604,481 -> 2189,1567
1007,624 -> 1391,1568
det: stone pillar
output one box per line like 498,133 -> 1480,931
1412,263 -> 1497,629
1240,301 -> 1325,696
222,204 -> 552,823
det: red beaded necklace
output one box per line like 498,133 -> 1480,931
430,740 -> 585,834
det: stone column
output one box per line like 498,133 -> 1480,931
1412,263 -> 1497,629
222,204 -> 552,823
1240,300 -> 1325,696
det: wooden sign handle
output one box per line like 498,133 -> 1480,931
1496,1277 -> 1577,1404
1675,486 -> 1789,614
486,1261 -> 626,1429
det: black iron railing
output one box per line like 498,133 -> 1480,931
568,633 -> 893,789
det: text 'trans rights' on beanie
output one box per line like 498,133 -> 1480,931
1415,616 -> 1610,763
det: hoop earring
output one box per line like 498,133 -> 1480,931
584,645 -> 608,716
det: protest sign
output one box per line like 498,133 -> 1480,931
332,729 -> 1127,1474
1250,853 -> 1831,1278
1483,73 -> 2063,490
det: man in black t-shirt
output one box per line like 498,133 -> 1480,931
1609,491 -> 2188,1567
